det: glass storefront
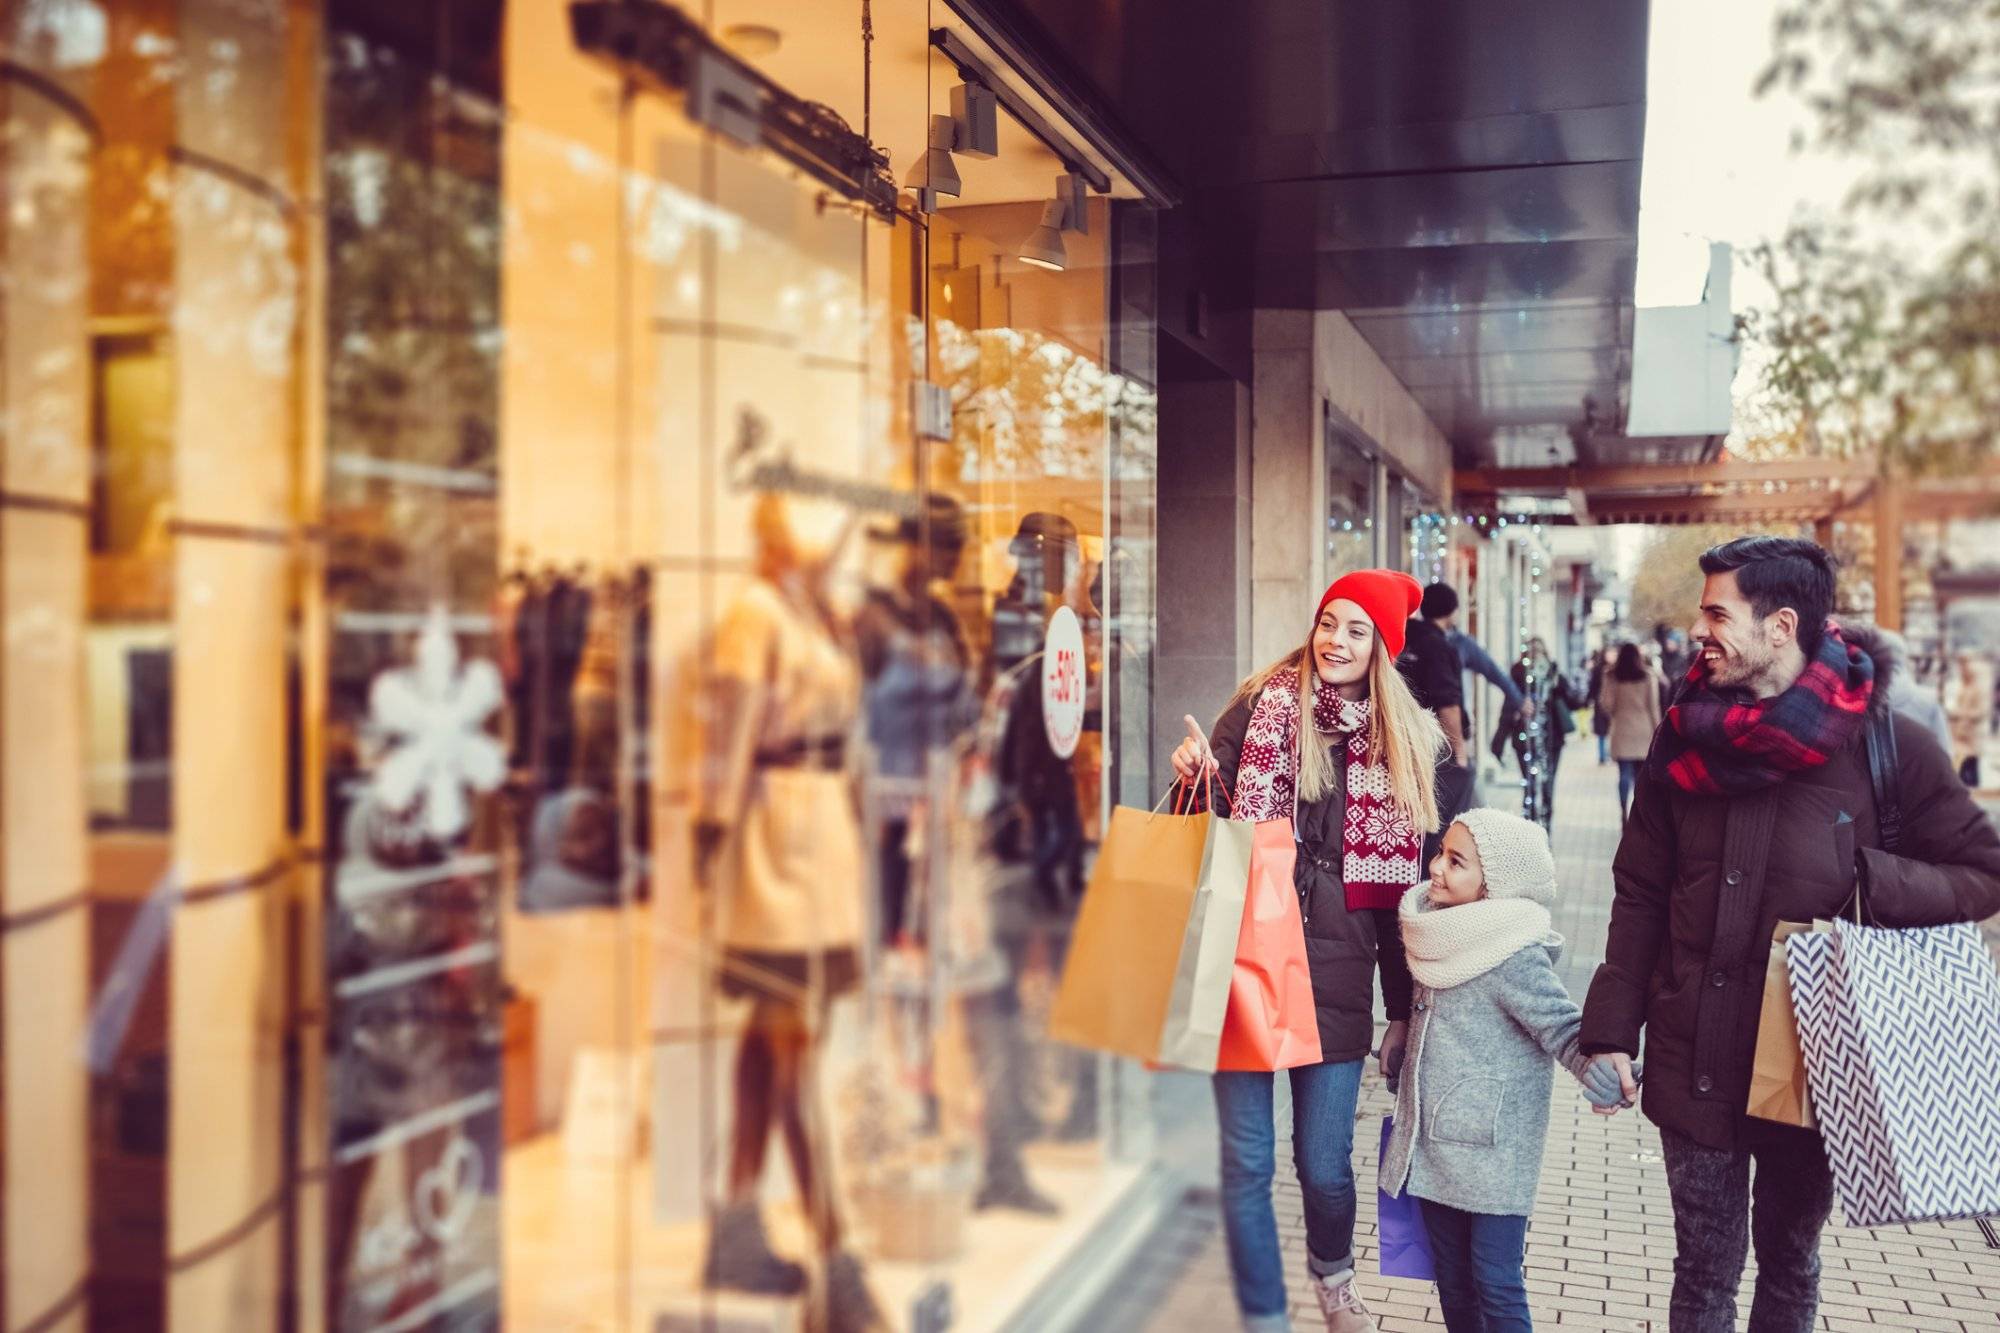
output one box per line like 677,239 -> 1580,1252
1,1 -> 1158,1329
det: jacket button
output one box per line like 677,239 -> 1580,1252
1697,1076 -> 1714,1094
1415,1001 -> 1427,1012
1725,870 -> 1743,886
1710,971 -> 1727,988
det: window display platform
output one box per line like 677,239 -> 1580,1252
502,1133 -> 1138,1332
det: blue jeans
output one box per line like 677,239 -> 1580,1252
1213,1060 -> 1364,1325
1617,758 -> 1643,814
1417,1199 -> 1532,1332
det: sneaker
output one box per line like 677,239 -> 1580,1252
701,1201 -> 807,1296
1314,1277 -> 1378,1333
812,1250 -> 889,1333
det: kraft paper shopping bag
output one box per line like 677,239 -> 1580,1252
1747,921 -> 1816,1128
1047,801 -> 1216,1066
1215,818 -> 1321,1071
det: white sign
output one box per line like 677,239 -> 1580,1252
1041,606 -> 1085,760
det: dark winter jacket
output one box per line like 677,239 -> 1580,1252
1190,697 -> 1415,1063
1580,621 -> 2000,1150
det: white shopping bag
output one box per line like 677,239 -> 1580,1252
1787,918 -> 2000,1228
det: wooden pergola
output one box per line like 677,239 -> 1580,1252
1453,455 -> 2000,630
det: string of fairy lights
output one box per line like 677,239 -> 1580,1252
1410,511 -> 1560,827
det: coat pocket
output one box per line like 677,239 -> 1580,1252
1429,1076 -> 1504,1146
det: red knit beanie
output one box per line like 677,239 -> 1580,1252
1317,569 -> 1424,660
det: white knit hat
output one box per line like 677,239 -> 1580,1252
1452,807 -> 1557,906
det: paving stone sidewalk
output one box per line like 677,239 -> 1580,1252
1091,753 -> 2000,1331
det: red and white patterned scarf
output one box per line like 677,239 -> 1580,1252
1231,671 -> 1422,911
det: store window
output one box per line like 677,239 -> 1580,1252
1324,405 -> 1374,574
1,1 -> 1158,1330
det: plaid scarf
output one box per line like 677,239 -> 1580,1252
1232,673 -> 1422,911
1649,621 -> 1875,796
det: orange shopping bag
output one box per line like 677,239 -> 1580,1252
1215,819 -> 1323,1071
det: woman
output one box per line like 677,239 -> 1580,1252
1597,642 -> 1663,818
1170,570 -> 1444,1333
1495,638 -> 1586,829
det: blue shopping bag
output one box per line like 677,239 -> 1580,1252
1377,1116 -> 1435,1280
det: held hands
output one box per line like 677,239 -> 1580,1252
1170,714 -> 1219,784
1582,1053 -> 1641,1114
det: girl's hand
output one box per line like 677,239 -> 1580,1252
1170,714 -> 1218,783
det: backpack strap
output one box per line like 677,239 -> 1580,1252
1864,706 -> 1903,856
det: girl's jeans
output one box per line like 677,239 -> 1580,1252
1417,1199 -> 1532,1332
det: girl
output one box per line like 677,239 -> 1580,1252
1171,570 -> 1445,1333
1597,642 -> 1664,818
1380,809 -> 1628,1331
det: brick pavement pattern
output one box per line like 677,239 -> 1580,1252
1098,753 -> 2000,1331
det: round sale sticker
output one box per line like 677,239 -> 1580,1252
1040,605 -> 1085,760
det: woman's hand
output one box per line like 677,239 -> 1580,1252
1170,714 -> 1218,783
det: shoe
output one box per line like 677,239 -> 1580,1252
974,1170 -> 1061,1216
701,1201 -> 807,1296
1314,1277 -> 1378,1333
813,1250 -> 889,1333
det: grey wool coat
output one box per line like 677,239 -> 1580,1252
1380,941 -> 1593,1217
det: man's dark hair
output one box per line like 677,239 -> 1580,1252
1697,536 -> 1838,652
1420,582 -> 1459,621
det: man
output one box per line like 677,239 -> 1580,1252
1399,583 -> 1481,847
1581,536 -> 2000,1331
1449,626 -> 1527,718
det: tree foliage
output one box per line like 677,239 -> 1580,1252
1626,525 -> 1755,639
1751,0 -> 2000,470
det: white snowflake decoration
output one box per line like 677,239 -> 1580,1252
368,606 -> 506,840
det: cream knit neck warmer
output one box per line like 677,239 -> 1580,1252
1397,884 -> 1561,990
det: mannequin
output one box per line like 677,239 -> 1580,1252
856,493 -> 977,947
695,494 -> 882,1332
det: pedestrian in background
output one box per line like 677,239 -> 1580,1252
1170,569 -> 1446,1333
1597,642 -> 1663,819
1586,645 -> 1616,765
1946,650 -> 1993,788
1495,638 -> 1585,828
1399,583 -> 1479,857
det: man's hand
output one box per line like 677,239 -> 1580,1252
1585,1053 -> 1639,1115
1379,1020 -> 1410,1092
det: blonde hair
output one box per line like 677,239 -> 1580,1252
1226,626 -> 1446,833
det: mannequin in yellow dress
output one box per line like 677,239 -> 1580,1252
694,495 -> 882,1332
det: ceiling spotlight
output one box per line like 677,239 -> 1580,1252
905,114 -> 961,213
1057,170 -> 1088,237
1019,197 -> 1067,271
952,82 -> 998,159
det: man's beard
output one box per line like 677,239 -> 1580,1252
1707,640 -> 1778,692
